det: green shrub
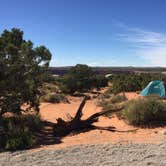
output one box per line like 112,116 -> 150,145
1,114 -> 42,132
121,98 -> 166,126
0,114 -> 42,151
5,130 -> 35,150
98,96 -> 123,118
98,96 -> 117,111
97,92 -> 111,103
41,93 -> 68,103
91,75 -> 108,89
19,114 -> 42,132
98,93 -> 127,116
100,100 -> 115,111
40,83 -> 59,96
110,94 -> 127,103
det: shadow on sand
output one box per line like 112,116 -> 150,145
33,96 -> 138,149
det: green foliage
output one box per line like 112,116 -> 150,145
99,100 -> 115,112
40,81 -> 68,103
41,93 -> 68,103
121,98 -> 166,126
98,94 -> 124,112
5,130 -> 34,150
0,28 -> 51,151
40,82 -> 59,96
44,83 -> 59,92
0,114 -> 42,151
0,28 -> 52,116
110,93 -> 127,103
91,75 -> 108,89
111,73 -> 166,94
60,64 -> 94,94
60,64 -> 108,94
19,114 -> 42,132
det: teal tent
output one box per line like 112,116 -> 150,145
141,80 -> 166,98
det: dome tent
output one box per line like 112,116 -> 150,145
141,80 -> 166,98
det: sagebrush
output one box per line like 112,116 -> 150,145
121,97 -> 166,126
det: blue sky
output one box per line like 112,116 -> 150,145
1,0 -> 166,66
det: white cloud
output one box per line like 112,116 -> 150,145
87,62 -> 102,66
140,47 -> 166,66
117,24 -> 166,66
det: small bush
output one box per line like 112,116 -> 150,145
98,97 -> 123,118
97,93 -> 111,103
98,95 -> 118,112
110,94 -> 127,103
41,93 -> 68,103
19,114 -> 42,132
100,100 -> 115,111
41,83 -> 59,95
1,114 -> 42,133
5,130 -> 35,150
0,114 -> 42,151
121,98 -> 166,126
98,92 -> 125,111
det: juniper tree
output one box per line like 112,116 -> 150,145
0,28 -> 52,117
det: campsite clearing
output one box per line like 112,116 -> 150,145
38,92 -> 166,150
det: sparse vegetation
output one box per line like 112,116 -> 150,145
40,81 -> 68,103
98,92 -> 127,110
110,93 -> 127,103
41,83 -> 59,95
1,28 -> 166,152
120,97 -> 166,126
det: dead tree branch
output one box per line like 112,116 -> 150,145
54,96 -> 124,137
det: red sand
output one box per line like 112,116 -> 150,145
39,92 -> 166,150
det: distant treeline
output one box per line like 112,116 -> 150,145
49,66 -> 166,76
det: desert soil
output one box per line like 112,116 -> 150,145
1,91 -> 166,165
39,92 -> 166,149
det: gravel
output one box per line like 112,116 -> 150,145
0,143 -> 166,166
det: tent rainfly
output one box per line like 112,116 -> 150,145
141,80 -> 166,98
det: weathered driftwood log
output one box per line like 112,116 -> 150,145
54,96 -> 123,137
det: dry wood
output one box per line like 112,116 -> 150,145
54,96 -> 124,137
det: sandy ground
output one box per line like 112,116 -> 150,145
38,92 -> 166,150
